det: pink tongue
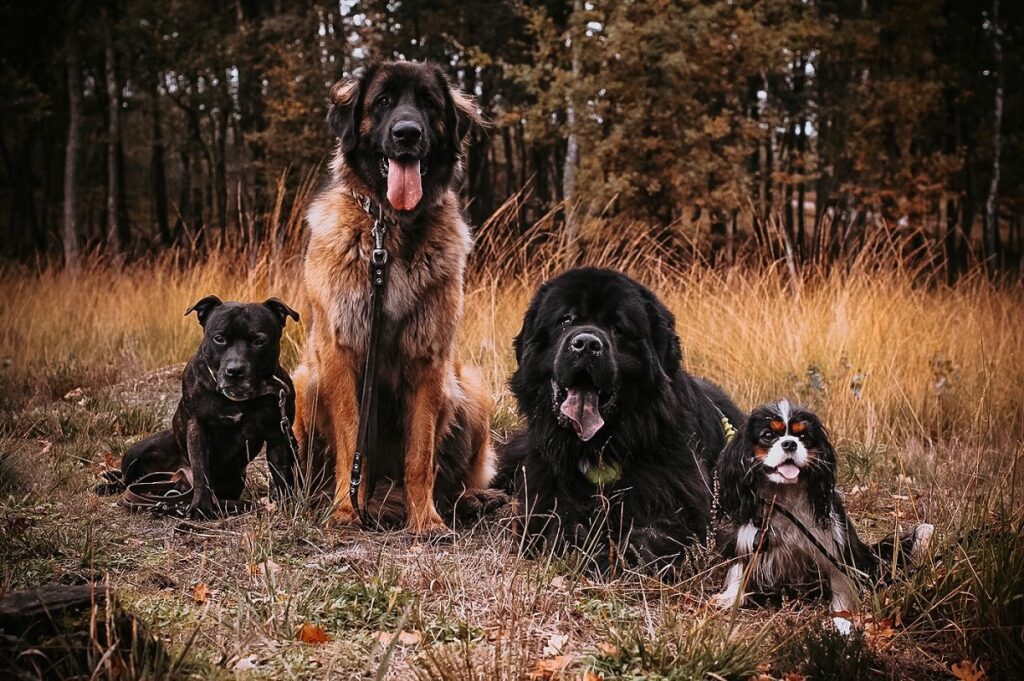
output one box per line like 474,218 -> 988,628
777,463 -> 801,480
560,389 -> 605,441
387,158 -> 422,211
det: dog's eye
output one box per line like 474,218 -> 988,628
758,428 -> 774,441
375,94 -> 391,109
252,336 -> 266,347
560,313 -> 575,327
212,335 -> 227,346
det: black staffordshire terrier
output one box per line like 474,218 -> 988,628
120,296 -> 301,518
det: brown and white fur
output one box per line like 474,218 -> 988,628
292,60 -> 500,535
713,400 -> 933,633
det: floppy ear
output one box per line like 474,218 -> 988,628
641,289 -> 683,373
185,295 -> 223,327
437,68 -> 486,148
807,419 -> 838,527
327,76 -> 364,153
716,420 -> 759,524
263,298 -> 300,327
513,283 -> 549,364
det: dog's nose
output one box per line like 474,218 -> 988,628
224,363 -> 249,379
569,332 -> 603,355
392,120 -> 422,145
781,439 -> 797,453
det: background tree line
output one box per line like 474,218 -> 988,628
1,0 -> 1020,277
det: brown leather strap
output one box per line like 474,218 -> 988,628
118,469 -> 194,516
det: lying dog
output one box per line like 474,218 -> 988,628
496,268 -> 743,574
120,296 -> 301,518
713,400 -> 933,631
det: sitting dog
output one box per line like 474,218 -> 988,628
713,399 -> 933,631
119,296 -> 301,518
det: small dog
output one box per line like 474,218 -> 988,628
120,296 -> 301,518
713,400 -> 932,631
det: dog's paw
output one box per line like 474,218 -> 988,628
911,523 -> 934,561
327,506 -> 360,528
711,591 -> 741,610
188,498 -> 220,520
832,615 -> 854,637
407,512 -> 452,540
455,488 -> 510,519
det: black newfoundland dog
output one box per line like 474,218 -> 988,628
496,268 -> 743,574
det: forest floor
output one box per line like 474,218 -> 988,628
1,253 -> 1022,679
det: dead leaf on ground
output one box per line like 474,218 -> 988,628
232,655 -> 258,670
297,623 -> 331,645
103,451 -> 119,471
248,559 -> 282,579
596,642 -> 619,657
375,630 -> 422,647
543,633 -> 569,657
582,671 -> 603,681
550,575 -> 567,591
528,654 -> 574,679
193,582 -> 210,604
951,660 -> 987,681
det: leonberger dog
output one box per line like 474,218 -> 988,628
292,60 -> 499,535
496,268 -> 744,573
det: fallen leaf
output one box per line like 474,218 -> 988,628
193,583 -> 210,604
550,575 -> 567,591
232,655 -> 258,670
596,642 -> 619,657
103,451 -> 119,471
543,633 -> 569,657
528,654 -> 574,679
297,623 -> 331,645
63,387 -> 85,402
582,671 -> 603,681
248,559 -> 282,579
951,660 -> 987,681
399,630 -> 422,646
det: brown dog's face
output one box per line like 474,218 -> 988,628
327,61 -> 481,215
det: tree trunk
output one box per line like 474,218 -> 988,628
149,73 -> 171,245
104,7 -> 127,258
562,0 -> 582,257
62,0 -> 84,271
984,0 -> 1003,274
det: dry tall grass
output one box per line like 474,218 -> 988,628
1,209 -> 1022,678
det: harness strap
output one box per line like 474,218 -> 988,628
758,495 -> 871,587
350,196 -> 390,528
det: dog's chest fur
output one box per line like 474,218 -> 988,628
305,185 -> 471,363
753,487 -> 845,588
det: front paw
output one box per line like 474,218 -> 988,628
711,591 -> 742,610
189,495 -> 220,519
407,511 -> 452,539
328,505 -> 360,528
455,488 -> 510,519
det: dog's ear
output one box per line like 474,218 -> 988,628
263,298 -> 300,327
185,295 -> 223,327
327,75 -> 365,153
805,415 -> 838,526
437,68 -> 486,148
640,287 -> 683,374
513,283 -> 548,365
716,416 -> 758,523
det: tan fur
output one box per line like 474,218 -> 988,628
293,141 -> 494,535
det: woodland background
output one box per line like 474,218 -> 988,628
1,0 -> 1022,277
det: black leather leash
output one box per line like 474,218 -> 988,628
349,195 -> 390,527
757,495 -> 871,587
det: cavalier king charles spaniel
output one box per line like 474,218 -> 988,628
712,400 -> 932,633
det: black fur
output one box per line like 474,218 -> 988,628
119,297 -> 300,518
496,268 -> 744,574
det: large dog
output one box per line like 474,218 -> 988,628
292,60 -> 497,535
496,268 -> 744,573
120,296 -> 300,517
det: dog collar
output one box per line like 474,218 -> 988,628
580,458 -> 622,486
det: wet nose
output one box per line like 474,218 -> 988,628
392,120 -> 422,145
781,439 -> 797,453
224,363 -> 249,379
569,332 -> 603,355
